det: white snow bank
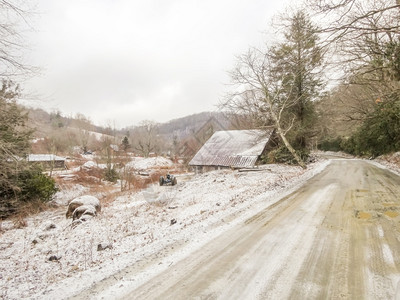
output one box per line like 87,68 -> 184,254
52,184 -> 89,206
82,162 -> 107,170
126,157 -> 173,170
82,161 -> 97,169
374,152 -> 400,175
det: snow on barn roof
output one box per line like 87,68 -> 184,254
189,129 -> 273,168
27,154 -> 66,162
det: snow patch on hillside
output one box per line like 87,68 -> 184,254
126,157 -> 173,170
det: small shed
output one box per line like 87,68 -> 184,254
27,154 -> 66,170
189,129 -> 274,171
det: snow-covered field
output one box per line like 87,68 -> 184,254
126,156 -> 173,170
1,159 -> 331,299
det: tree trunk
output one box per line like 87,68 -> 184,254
277,126 -> 307,169
267,98 -> 307,169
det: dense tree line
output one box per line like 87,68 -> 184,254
314,0 -> 400,157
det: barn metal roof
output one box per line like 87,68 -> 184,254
27,154 -> 66,162
189,129 -> 273,168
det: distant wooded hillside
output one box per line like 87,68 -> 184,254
26,107 -> 252,157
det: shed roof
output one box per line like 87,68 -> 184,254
189,129 -> 273,168
27,154 -> 66,162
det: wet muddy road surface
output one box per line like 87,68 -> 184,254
123,160 -> 400,299
75,160 -> 400,299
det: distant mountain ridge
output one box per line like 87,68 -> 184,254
27,107 -> 233,140
151,111 -> 232,140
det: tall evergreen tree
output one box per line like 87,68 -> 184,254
121,136 -> 130,151
0,81 -> 31,190
270,11 -> 324,148
0,81 -> 57,218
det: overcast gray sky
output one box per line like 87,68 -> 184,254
24,0 -> 298,128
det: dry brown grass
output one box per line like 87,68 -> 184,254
89,183 -> 115,192
72,168 -> 104,185
101,192 -> 118,207
149,171 -> 162,183
92,186 -> 122,208
54,162 -> 185,213
133,176 -> 153,191
132,170 -> 163,191
65,159 -> 85,169
11,199 -> 55,228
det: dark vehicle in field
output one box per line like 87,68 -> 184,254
159,174 -> 177,186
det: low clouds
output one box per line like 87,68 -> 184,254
25,0 -> 294,127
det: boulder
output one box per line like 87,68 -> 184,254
66,195 -> 101,218
72,204 -> 97,221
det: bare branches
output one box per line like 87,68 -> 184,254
0,0 -> 35,78
131,121 -> 162,157
321,4 -> 400,34
308,0 -> 400,102
222,47 -> 307,168
309,0 -> 400,50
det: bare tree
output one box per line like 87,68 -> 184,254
71,113 -> 94,153
132,121 -> 160,157
223,49 -> 307,168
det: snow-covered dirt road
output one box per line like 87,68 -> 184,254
118,159 -> 400,299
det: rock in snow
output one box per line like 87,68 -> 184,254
66,195 -> 101,219
97,243 -> 113,251
72,204 -> 97,221
48,255 -> 62,262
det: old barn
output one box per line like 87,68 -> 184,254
189,129 -> 274,171
27,154 -> 66,170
